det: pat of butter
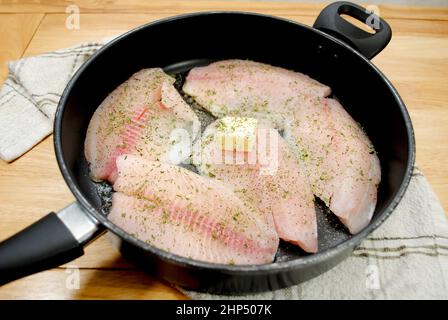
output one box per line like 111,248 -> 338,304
215,117 -> 258,152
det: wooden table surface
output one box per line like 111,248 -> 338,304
0,0 -> 447,299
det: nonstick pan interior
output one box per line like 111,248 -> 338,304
77,58 -> 352,263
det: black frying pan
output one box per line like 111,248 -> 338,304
0,2 -> 415,294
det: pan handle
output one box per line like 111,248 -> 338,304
0,202 -> 104,286
313,1 -> 392,59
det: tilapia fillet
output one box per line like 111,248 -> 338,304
183,59 -> 331,128
284,98 -> 381,234
193,120 -> 317,253
85,68 -> 200,182
185,59 -> 380,234
109,155 -> 279,265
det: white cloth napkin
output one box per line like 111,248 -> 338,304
0,41 -> 104,162
0,43 -> 447,299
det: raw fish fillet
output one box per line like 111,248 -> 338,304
193,120 -> 317,253
109,154 -> 279,265
85,68 -> 200,182
183,59 -> 331,128
284,98 -> 381,234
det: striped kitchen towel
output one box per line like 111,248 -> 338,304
0,41 -> 105,162
183,168 -> 448,299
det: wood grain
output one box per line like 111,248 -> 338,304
0,1 -> 447,299
0,1 -> 447,20
0,13 -> 44,82
0,268 -> 187,299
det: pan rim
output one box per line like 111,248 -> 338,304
54,11 -> 416,274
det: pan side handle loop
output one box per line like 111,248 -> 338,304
313,1 -> 392,59
0,202 -> 104,286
